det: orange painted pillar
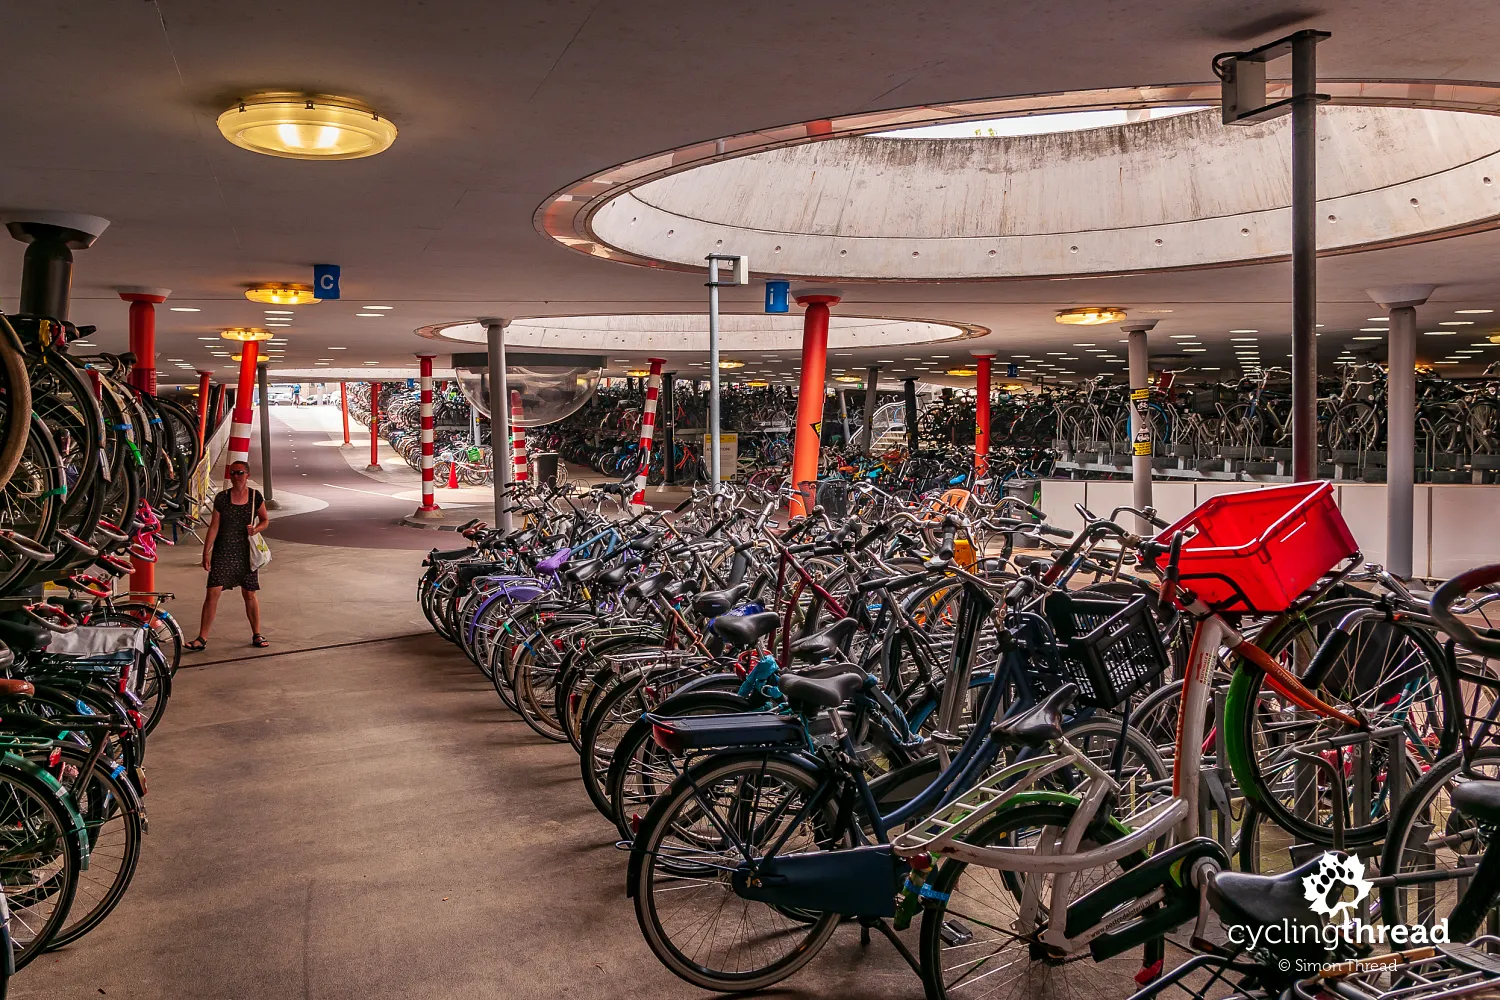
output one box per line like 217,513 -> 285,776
121,289 -> 169,592
973,354 -> 993,478
340,381 -> 351,446
195,371 -> 212,447
790,294 -> 839,517
367,382 -> 382,471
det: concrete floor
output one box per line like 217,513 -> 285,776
19,408 -> 919,999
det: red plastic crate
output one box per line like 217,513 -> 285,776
1145,481 -> 1359,613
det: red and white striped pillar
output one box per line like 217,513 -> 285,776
416,356 -> 440,513
223,340 -> 261,481
629,358 -> 666,510
510,388 -> 529,484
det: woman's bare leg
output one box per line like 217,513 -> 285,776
198,586 -> 224,639
243,590 -> 262,636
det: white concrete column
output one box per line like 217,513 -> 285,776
481,317 -> 512,533
1367,285 -> 1436,579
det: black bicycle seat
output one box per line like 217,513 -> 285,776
781,671 -> 864,710
790,617 -> 859,663
596,563 -> 634,589
1208,856 -> 1331,966
692,582 -> 751,618
623,572 -> 674,602
628,533 -> 663,554
1452,778 -> 1500,825
993,683 -> 1077,748
662,578 -> 700,601
712,610 -> 780,648
0,618 -> 49,654
563,557 -> 604,584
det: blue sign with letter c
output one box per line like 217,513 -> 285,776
313,264 -> 341,300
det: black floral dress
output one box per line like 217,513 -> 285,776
208,488 -> 261,592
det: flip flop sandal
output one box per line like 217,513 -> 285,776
184,637 -> 208,652
251,634 -> 270,648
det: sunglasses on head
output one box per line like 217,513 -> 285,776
230,469 -> 248,476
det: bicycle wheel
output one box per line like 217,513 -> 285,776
45,745 -> 144,949
0,315 -> 31,492
630,753 -> 843,992
1228,600 -> 1456,846
1378,747 -> 1500,937
918,801 -> 1149,1000
0,762 -> 83,968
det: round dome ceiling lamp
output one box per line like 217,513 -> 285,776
1055,306 -> 1128,326
833,374 -> 863,383
218,94 -> 397,160
946,367 -> 979,377
220,327 -> 275,343
245,282 -> 320,305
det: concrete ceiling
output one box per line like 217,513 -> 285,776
6,1 -> 1500,384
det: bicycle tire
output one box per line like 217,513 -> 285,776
0,758 -> 83,969
44,745 -> 144,949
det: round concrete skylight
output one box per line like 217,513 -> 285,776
540,82 -> 1500,281
417,313 -> 983,353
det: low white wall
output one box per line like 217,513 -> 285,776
1036,480 -> 1500,580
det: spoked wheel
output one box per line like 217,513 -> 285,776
0,764 -> 82,968
918,802 -> 1150,1000
0,415 -> 65,596
1228,599 -> 1456,847
44,745 -> 144,949
0,316 -> 31,492
1379,747 -> 1500,937
630,753 -> 844,992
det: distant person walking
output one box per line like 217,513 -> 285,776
185,461 -> 271,651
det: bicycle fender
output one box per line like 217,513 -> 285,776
0,753 -> 91,871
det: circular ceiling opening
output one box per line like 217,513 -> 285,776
417,313 -> 984,353
540,81 -> 1500,281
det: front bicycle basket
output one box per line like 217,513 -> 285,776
1043,592 -> 1169,710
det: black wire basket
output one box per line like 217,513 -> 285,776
1041,592 -> 1170,710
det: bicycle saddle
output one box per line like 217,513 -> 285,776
562,557 -> 603,583
661,578 -> 700,601
0,678 -> 31,698
781,671 -> 864,710
623,572 -> 675,602
712,610 -> 779,648
692,582 -> 751,618
455,563 -> 510,590
993,683 -> 1077,748
790,618 -> 859,663
595,563 -> 635,589
628,533 -> 663,554
1452,778 -> 1500,825
0,618 -> 49,653
1208,857 -> 1330,965
428,546 -> 474,561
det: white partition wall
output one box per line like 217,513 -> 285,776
1038,479 -> 1495,581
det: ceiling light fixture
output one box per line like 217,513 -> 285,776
218,93 -> 397,160
745,380 -> 769,388
833,375 -> 863,383
1055,306 -> 1126,326
363,305 -> 394,310
1423,331 -> 1457,336
1352,336 -> 1382,341
945,368 -> 978,377
219,327 -> 274,342
170,307 -> 201,313
718,360 -> 745,369
625,368 -> 651,377
245,283 -> 319,305
1229,329 -> 1258,334
1457,309 -> 1495,315
355,312 -> 384,318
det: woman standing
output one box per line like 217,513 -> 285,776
185,461 -> 271,651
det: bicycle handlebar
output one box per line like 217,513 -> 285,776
1431,564 -> 1500,659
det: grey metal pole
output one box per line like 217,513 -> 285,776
1387,306 -> 1417,578
662,372 -> 677,486
837,388 -> 851,446
256,362 -> 277,509
1123,322 -> 1156,532
483,318 -> 512,532
903,379 -> 919,452
1368,283 -> 1434,578
862,366 -> 879,455
471,390 -> 481,446
1290,32 -> 1319,482
708,273 -> 722,493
